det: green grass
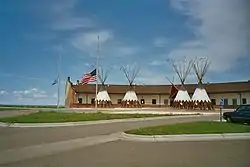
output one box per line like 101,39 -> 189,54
126,121 -> 250,135
0,111 -> 176,123
0,108 -> 28,111
0,105 -> 65,108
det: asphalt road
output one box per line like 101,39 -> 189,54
0,115 -> 217,150
2,140 -> 250,167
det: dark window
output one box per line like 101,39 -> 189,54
141,99 -> 145,104
117,99 -> 122,104
242,98 -> 247,104
232,99 -> 237,106
91,98 -> 95,104
78,98 -> 82,104
211,99 -> 216,105
164,99 -> 168,105
152,99 -> 157,104
237,105 -> 250,112
224,98 -> 228,105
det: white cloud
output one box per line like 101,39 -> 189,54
32,0 -> 93,31
51,17 -> 94,30
0,90 -> 8,95
71,30 -> 114,52
169,0 -> 250,72
13,88 -> 48,99
153,37 -> 168,47
149,60 -> 166,66
114,46 -> 139,57
71,30 -> 140,58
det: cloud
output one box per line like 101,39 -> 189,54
71,30 -> 114,52
51,17 -> 94,30
13,88 -> 48,99
71,30 -> 140,57
149,60 -> 166,66
169,0 -> 250,72
30,0 -> 93,31
153,37 -> 168,47
0,90 -> 8,95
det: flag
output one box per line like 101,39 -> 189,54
81,69 -> 97,84
52,78 -> 58,86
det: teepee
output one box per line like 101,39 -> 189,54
96,66 -> 112,108
121,65 -> 141,108
169,58 -> 193,108
166,76 -> 178,107
192,57 -> 212,109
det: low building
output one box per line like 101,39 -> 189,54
65,77 -> 250,108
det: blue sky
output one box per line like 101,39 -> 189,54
0,0 -> 249,105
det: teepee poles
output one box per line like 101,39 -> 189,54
120,64 -> 140,108
192,57 -> 212,110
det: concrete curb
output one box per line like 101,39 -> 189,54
121,132 -> 250,142
0,115 -> 202,128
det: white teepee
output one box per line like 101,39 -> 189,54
121,65 -> 140,107
96,66 -> 112,104
168,58 -> 193,102
191,57 -> 211,102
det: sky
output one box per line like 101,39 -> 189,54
0,0 -> 249,105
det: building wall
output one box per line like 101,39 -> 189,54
64,81 -> 76,108
76,93 -> 170,105
209,92 -> 250,105
74,92 -> 250,107
137,94 -> 170,105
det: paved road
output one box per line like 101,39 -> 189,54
0,115 -> 217,150
2,140 -> 249,167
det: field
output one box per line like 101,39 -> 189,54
0,104 -> 65,110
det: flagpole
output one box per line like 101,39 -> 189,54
95,36 -> 99,111
57,52 -> 62,111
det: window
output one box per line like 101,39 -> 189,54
117,99 -> 122,104
211,99 -> 216,105
232,99 -> 237,106
141,99 -> 145,104
237,105 -> 250,112
78,98 -> 82,104
224,98 -> 228,105
152,99 -> 157,104
164,99 -> 168,105
91,98 -> 95,104
242,98 -> 247,104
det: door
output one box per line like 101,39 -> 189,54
141,99 -> 145,104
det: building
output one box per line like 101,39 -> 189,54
65,77 -> 250,108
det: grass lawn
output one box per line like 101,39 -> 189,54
0,111 -> 177,123
0,105 -> 65,109
0,107 -> 28,111
126,121 -> 250,135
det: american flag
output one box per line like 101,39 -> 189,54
81,69 -> 97,84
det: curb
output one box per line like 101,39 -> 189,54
121,132 -> 250,142
0,115 -> 203,128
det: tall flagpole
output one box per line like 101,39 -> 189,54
95,36 -> 99,111
57,52 -> 62,111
